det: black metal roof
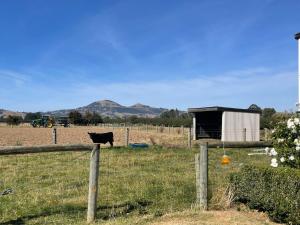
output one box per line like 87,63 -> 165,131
295,33 -> 300,40
187,106 -> 261,114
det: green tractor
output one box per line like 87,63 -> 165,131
31,115 -> 54,128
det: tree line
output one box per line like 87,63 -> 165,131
0,105 -> 293,129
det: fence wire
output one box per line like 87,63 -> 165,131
0,147 -> 197,224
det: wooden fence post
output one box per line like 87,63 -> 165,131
188,127 -> 192,149
168,126 -> 170,134
87,144 -> 100,223
125,127 -> 129,146
243,128 -> 247,142
195,143 -> 208,210
181,126 -> 184,135
52,128 -> 57,144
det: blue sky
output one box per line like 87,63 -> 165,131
0,0 -> 299,112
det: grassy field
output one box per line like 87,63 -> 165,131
0,146 -> 272,224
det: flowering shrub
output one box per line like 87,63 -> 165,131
269,117 -> 300,169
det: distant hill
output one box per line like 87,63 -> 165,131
46,100 -> 168,118
0,109 -> 25,118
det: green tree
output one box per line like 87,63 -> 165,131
68,111 -> 83,125
261,108 -> 276,129
160,109 -> 180,118
84,111 -> 93,125
24,112 -> 42,122
6,115 -> 23,126
248,104 -> 262,113
89,112 -> 103,125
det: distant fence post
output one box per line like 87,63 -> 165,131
125,127 -> 129,146
181,126 -> 184,135
146,125 -> 148,133
243,128 -> 247,142
52,128 -> 57,144
87,144 -> 100,223
188,127 -> 192,149
195,143 -> 208,210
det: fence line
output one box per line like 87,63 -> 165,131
0,144 -> 92,155
0,143 -> 99,223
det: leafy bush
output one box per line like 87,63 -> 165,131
6,115 -> 23,125
271,117 -> 300,168
230,165 -> 300,224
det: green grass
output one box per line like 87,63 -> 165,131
0,146 -> 270,224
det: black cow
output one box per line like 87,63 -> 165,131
88,132 -> 114,147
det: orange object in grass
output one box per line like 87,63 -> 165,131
221,155 -> 230,165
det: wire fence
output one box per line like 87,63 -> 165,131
0,142 -> 272,224
0,147 -> 196,224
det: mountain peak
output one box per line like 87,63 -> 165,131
93,100 -> 122,107
131,103 -> 149,108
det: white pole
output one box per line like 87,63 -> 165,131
193,116 -> 196,140
298,38 -> 300,111
295,33 -> 300,112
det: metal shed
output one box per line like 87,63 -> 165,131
188,106 -> 260,142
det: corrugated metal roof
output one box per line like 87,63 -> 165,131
187,106 -> 261,114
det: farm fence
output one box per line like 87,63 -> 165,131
0,144 -> 197,224
0,139 -> 271,224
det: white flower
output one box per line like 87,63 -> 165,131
271,158 -> 278,167
265,147 -> 269,154
280,157 -> 285,162
277,138 -> 284,143
269,148 -> 278,156
289,155 -> 295,160
292,129 -> 297,134
294,118 -> 300,125
271,129 -> 275,134
287,119 -> 295,129
294,138 -> 300,145
296,146 -> 300,151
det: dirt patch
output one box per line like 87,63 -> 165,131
151,210 -> 280,225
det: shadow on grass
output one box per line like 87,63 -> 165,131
0,200 -> 152,225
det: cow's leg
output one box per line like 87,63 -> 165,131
109,141 -> 113,147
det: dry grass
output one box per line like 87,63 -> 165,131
0,126 -> 186,147
147,209 -> 281,225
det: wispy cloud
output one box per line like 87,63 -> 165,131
0,67 -> 296,112
67,68 -> 296,111
0,70 -> 30,87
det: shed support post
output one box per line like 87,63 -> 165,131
192,116 -> 196,140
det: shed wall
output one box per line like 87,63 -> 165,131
221,111 -> 260,142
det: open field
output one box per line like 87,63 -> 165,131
0,146 -> 277,224
0,126 -> 186,147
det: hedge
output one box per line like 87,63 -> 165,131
230,165 -> 300,225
